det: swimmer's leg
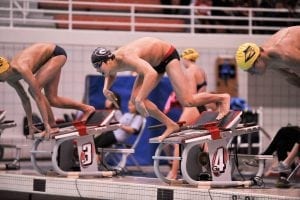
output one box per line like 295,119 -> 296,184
144,99 -> 180,141
36,56 -> 95,122
131,73 -> 179,141
166,61 -> 230,119
175,92 -> 230,120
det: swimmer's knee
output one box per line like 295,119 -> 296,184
181,102 -> 194,107
223,93 -> 231,99
47,96 -> 60,107
179,97 -> 195,107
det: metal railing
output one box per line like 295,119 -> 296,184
0,0 -> 299,35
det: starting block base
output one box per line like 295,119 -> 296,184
151,124 -> 263,187
30,111 -> 121,177
31,132 -> 119,177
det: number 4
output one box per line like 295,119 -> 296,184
212,147 -> 227,173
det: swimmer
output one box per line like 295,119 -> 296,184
166,48 -> 210,179
0,43 -> 95,139
91,37 -> 230,141
235,26 -> 300,87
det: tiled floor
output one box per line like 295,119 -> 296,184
0,160 -> 299,200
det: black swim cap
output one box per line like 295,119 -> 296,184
91,47 -> 113,68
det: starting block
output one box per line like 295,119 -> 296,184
150,110 -> 264,187
30,110 -> 121,177
0,110 -> 20,170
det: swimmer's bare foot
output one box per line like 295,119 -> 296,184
81,106 -> 96,122
41,131 -> 51,140
157,123 -> 180,142
217,94 -> 230,120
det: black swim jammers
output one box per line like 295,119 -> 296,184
53,45 -> 67,58
154,46 -> 180,74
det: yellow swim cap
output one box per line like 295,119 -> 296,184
181,48 -> 199,62
0,57 -> 9,75
235,43 -> 260,70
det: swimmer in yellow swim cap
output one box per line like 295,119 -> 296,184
235,26 -> 300,87
0,43 -> 95,139
181,48 -> 199,62
235,42 -> 260,73
0,57 -> 9,75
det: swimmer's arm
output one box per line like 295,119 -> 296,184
269,49 -> 300,68
103,74 -> 119,107
277,68 -> 300,87
127,57 -> 158,101
103,74 -> 116,93
7,80 -> 34,129
15,68 -> 52,132
283,48 -> 300,65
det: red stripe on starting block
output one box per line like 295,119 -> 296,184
204,122 -> 221,140
73,121 -> 87,136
